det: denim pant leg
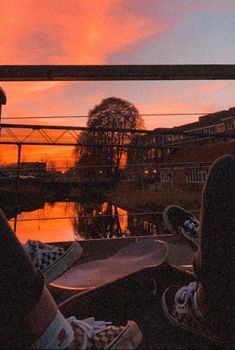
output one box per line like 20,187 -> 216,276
193,154 -> 235,314
0,209 -> 45,348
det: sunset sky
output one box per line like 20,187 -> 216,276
1,0 -> 235,168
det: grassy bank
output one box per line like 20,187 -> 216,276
105,183 -> 202,212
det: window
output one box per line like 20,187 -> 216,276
224,117 -> 235,130
148,148 -> 155,159
160,170 -> 173,182
156,149 -> 162,158
133,218 -> 138,227
144,221 -> 149,230
185,167 -> 208,183
149,223 -> 157,235
215,124 -> 224,133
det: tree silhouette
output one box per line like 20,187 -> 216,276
72,201 -> 123,239
75,97 -> 144,179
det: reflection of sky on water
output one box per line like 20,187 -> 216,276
9,202 -> 130,243
9,202 -> 78,243
9,201 -> 162,243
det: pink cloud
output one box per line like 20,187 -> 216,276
195,82 -> 228,93
0,0 -> 167,64
1,82 -> 79,121
137,101 -> 215,130
0,0 -> 171,138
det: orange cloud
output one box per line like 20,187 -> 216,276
1,1 -> 234,169
1,81 -> 88,131
0,0 -> 168,156
0,0 -> 165,64
137,101 -> 214,130
195,82 -> 228,93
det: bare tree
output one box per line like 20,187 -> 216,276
75,97 -> 145,179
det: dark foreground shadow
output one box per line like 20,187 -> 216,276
56,266 -> 234,350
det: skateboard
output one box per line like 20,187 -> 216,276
50,239 -> 168,291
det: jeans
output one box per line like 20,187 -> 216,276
0,210 -> 44,348
193,154 -> 235,319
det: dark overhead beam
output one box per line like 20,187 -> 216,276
0,65 -> 235,81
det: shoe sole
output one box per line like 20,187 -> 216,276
163,205 -> 198,247
163,205 -> 187,234
44,242 -> 83,283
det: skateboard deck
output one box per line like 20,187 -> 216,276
50,239 -> 168,290
161,233 -> 196,276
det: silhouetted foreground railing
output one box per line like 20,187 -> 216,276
1,64 -> 235,81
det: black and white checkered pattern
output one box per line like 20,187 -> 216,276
25,240 -> 65,272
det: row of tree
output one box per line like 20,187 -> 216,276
74,97 -> 145,179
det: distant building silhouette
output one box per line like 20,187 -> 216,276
127,107 -> 235,189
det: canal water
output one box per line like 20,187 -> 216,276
9,201 -> 165,243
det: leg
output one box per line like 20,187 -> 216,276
162,155 -> 235,343
193,154 -> 235,315
0,209 -> 54,348
0,209 -> 143,349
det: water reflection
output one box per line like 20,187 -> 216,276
9,202 -> 77,243
72,201 -> 127,239
10,201 -> 164,243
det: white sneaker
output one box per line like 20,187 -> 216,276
68,317 -> 143,349
24,240 -> 83,283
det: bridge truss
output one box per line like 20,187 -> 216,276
0,122 -> 228,149
0,64 -> 234,167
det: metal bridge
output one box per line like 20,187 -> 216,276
0,64 -> 234,172
0,122 -> 219,148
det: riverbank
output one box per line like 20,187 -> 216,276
1,180 -> 202,219
105,183 -> 202,213
0,181 -> 107,218
0,185 -> 50,218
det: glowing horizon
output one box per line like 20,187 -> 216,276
1,0 -> 235,166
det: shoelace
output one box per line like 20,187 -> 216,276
183,219 -> 199,238
68,316 -> 112,349
175,282 -> 198,314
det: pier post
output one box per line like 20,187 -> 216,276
15,143 -> 22,192
13,144 -> 22,233
0,87 -> 7,136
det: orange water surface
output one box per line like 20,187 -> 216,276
9,202 -> 79,244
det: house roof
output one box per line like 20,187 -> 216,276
172,107 -> 235,132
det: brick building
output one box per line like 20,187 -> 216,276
126,107 -> 235,189
159,108 -> 235,188
159,140 -> 235,189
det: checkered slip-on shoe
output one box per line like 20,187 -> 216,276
162,283 -> 232,344
68,317 -> 143,349
24,240 -> 83,283
163,205 -> 199,246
